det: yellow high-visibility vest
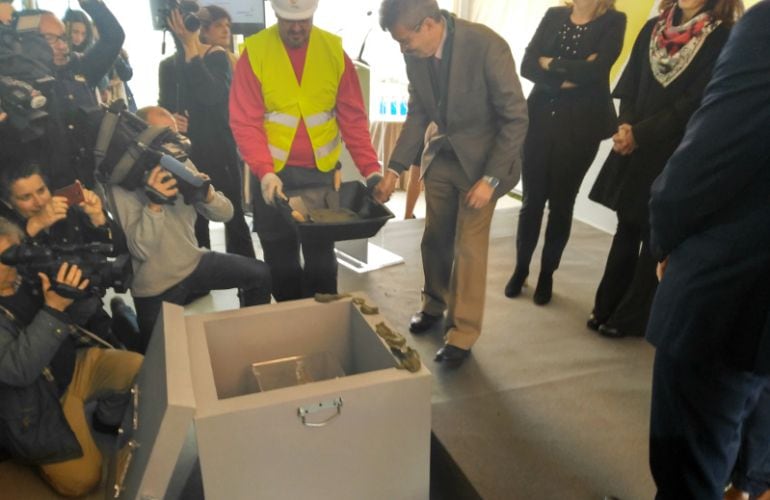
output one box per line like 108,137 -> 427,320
245,25 -> 344,173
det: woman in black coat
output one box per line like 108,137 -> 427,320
587,0 -> 742,337
504,0 -> 626,305
162,6 -> 256,260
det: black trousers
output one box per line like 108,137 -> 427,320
84,301 -> 139,351
193,160 -> 256,259
731,383 -> 770,495
650,350 -> 770,499
515,124 -> 600,275
592,214 -> 658,336
251,167 -> 338,302
133,251 -> 271,354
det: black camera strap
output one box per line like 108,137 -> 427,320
93,107 -> 120,171
109,126 -> 166,184
73,324 -> 116,350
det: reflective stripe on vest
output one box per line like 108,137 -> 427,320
245,26 -> 345,173
269,144 -> 290,162
316,134 -> 341,160
265,111 -> 300,128
305,110 -> 335,128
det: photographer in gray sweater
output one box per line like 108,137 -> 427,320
106,107 -> 271,354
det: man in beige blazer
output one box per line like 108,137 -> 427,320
379,0 -> 528,367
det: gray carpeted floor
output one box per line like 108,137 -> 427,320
341,207 -> 656,500
0,207 -> 656,499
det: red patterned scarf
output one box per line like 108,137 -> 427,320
649,7 -> 719,87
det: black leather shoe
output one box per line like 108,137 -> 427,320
504,269 -> 528,298
434,344 -> 470,366
598,324 -> 625,338
533,272 -> 553,305
586,314 -> 602,331
409,311 -> 441,334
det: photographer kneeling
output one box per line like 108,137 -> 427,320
104,107 -> 272,354
0,162 -> 139,350
0,217 -> 142,497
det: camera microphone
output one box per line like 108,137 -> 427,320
159,154 -> 205,188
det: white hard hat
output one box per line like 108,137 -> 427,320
270,0 -> 318,20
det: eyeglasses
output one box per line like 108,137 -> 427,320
41,33 -> 67,45
394,17 -> 427,48
412,17 -> 427,33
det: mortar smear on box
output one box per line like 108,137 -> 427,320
313,294 -> 421,372
376,322 -> 421,373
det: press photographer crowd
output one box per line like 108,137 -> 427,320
2,0 -> 770,497
0,0 -> 313,495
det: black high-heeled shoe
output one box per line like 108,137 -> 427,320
504,269 -> 528,298
586,313 -> 602,331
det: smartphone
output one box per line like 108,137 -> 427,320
53,181 -> 85,206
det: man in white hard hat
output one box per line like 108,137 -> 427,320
230,0 -> 398,301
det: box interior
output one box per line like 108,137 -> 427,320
203,300 -> 397,400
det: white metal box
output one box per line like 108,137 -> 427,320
112,295 -> 432,500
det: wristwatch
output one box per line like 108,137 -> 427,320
482,175 -> 500,189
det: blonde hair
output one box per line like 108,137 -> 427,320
563,0 -> 616,19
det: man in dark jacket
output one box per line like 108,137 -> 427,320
0,216 -> 142,497
31,0 -> 125,189
646,2 -> 770,498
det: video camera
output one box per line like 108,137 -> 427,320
0,241 -> 133,299
0,15 -> 56,141
85,102 -> 210,205
154,0 -> 202,32
0,75 -> 49,141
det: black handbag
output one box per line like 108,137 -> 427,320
588,149 -> 630,212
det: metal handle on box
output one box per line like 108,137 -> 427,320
113,439 -> 140,498
297,397 -> 344,427
131,384 -> 139,430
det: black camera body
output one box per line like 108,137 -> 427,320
0,242 -> 133,298
0,19 -> 56,142
0,75 -> 50,142
84,102 -> 210,205
155,0 -> 201,32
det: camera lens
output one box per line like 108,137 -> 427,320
183,14 -> 200,32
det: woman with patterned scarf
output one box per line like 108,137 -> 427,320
587,0 -> 743,338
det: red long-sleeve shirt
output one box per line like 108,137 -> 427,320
229,43 -> 381,180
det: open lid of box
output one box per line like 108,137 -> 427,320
281,181 -> 394,242
107,303 -> 197,500
109,296 -> 430,499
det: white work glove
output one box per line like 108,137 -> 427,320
261,172 -> 285,207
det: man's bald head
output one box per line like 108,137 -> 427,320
137,106 -> 179,133
38,12 -> 69,66
0,2 -> 14,25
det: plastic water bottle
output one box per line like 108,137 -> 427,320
378,97 -> 387,117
